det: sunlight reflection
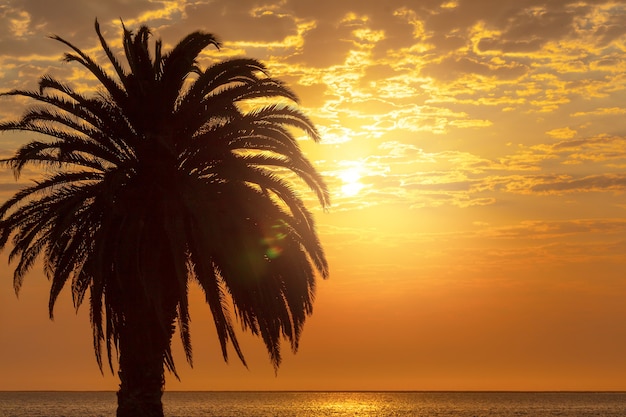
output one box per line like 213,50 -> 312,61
316,396 -> 385,416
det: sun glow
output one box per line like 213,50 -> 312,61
338,166 -> 365,197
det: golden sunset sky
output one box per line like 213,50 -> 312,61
1,0 -> 626,391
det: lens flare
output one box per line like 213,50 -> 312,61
261,221 -> 288,259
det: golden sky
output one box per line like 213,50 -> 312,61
1,0 -> 626,391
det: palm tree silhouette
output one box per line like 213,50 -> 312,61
0,20 -> 328,417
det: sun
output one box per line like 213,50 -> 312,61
338,166 -> 364,197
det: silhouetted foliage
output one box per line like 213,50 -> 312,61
0,19 -> 328,417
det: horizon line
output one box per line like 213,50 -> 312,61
2,390 -> 626,393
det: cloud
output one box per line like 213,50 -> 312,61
545,135 -> 626,165
529,173 -> 626,194
480,218 -> 626,240
546,127 -> 577,139
571,107 -> 626,117
421,56 -> 529,81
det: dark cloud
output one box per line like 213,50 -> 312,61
531,173 -> 626,194
182,1 -> 298,44
595,13 -> 626,46
287,22 -> 354,67
1,0 -> 160,44
421,56 -> 529,80
483,218 -> 626,240
405,180 -> 474,192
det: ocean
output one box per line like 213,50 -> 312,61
0,391 -> 625,416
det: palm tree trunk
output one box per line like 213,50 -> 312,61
117,308 -> 171,417
113,214 -> 181,416
115,275 -> 177,417
116,321 -> 167,417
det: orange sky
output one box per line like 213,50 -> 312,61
1,0 -> 626,391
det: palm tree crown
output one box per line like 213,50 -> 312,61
0,20 -> 328,414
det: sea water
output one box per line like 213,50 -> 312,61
1,391 -> 625,416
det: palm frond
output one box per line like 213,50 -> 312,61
94,19 -> 128,87
49,34 -> 128,107
160,31 -> 220,107
177,58 -> 266,109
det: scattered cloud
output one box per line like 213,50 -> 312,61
1,1 -> 626,227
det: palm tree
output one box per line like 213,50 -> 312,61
0,20 -> 328,417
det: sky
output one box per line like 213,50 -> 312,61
1,0 -> 626,391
